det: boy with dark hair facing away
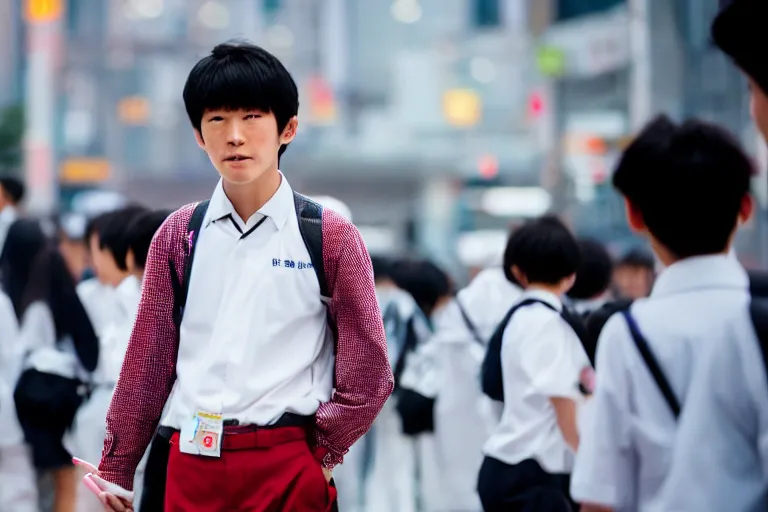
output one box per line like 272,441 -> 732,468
571,115 -> 755,511
77,41 -> 392,512
478,216 -> 587,512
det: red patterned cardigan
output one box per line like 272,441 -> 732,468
98,203 -> 394,490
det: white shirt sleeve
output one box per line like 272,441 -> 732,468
516,311 -> 587,400
571,313 -> 636,509
0,292 -> 19,381
658,315 -> 768,512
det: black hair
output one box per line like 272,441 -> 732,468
617,247 -> 655,270
0,176 -> 24,204
0,219 -> 47,319
502,227 -> 523,286
85,211 -> 113,244
21,247 -> 99,372
390,258 -> 453,317
126,209 -> 171,270
504,215 -> 581,286
183,41 -> 299,160
567,238 -> 614,300
613,115 -> 753,259
98,206 -> 148,271
370,256 -> 394,282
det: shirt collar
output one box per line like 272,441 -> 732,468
520,288 -> 563,312
651,253 -> 748,298
206,172 -> 292,231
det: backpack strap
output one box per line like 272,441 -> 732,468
456,298 -> 484,345
292,191 -> 330,302
621,309 -> 681,419
481,298 -> 555,402
171,200 -> 209,331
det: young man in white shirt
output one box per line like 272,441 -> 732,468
571,115 -> 755,511
646,3 -> 768,510
478,216 -> 587,512
81,41 -> 393,512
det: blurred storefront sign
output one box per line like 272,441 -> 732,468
539,5 -> 630,79
60,157 -> 111,184
25,0 -> 63,24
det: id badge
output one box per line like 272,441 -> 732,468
179,411 -> 223,458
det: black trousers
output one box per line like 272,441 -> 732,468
138,429 -> 340,512
477,456 -> 575,512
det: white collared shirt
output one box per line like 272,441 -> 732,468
95,275 -> 142,385
571,254 -> 751,511
483,289 -> 589,473
162,173 -> 333,428
0,205 -> 17,257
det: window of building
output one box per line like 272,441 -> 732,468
556,0 -> 625,21
473,0 -> 501,27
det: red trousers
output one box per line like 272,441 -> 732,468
165,427 -> 337,511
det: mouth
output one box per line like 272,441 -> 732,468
224,155 -> 251,162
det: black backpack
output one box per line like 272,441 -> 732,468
481,299 -> 592,403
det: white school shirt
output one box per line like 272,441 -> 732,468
20,302 -> 89,382
656,304 -> 768,512
161,173 -> 334,428
0,291 -> 24,448
98,275 -> 142,385
483,289 -> 589,474
570,254 -> 751,511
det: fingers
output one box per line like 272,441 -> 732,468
73,457 -> 100,474
101,493 -> 133,512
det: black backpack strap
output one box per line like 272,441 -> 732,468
393,315 -> 417,388
749,297 -> 768,389
292,192 -> 330,301
560,305 -> 595,367
481,298 -> 555,402
456,298 -> 483,345
171,200 -> 209,331
621,309 -> 680,419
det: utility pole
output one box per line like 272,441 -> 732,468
23,0 -> 64,215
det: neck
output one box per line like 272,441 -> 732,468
133,270 -> 144,282
527,283 -> 563,296
222,167 -> 281,222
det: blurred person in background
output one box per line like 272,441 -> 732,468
389,258 -> 455,512
0,176 -> 25,259
571,116 -> 755,511
7,220 -> 99,512
642,3 -> 768,510
57,213 -> 91,283
360,256 -> 429,512
423,235 -> 524,512
478,216 -> 585,512
611,247 -> 655,300
566,238 -> 614,317
0,256 -> 37,511
68,207 -> 152,512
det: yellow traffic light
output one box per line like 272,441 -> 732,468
25,0 -> 63,24
443,89 -> 482,128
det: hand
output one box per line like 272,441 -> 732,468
73,458 -> 134,512
322,467 -> 333,483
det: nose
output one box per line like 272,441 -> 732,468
226,120 -> 245,147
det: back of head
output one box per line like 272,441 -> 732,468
0,176 -> 24,206
1,219 -> 47,318
712,0 -> 768,95
567,238 -> 614,300
183,41 -> 299,159
613,115 -> 753,259
370,255 -> 394,283
126,209 -> 171,270
98,205 -> 148,271
391,258 -> 452,317
504,215 -> 581,285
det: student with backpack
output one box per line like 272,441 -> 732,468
647,3 -> 768,510
570,115 -> 755,511
477,216 -> 587,512
76,41 -> 393,512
